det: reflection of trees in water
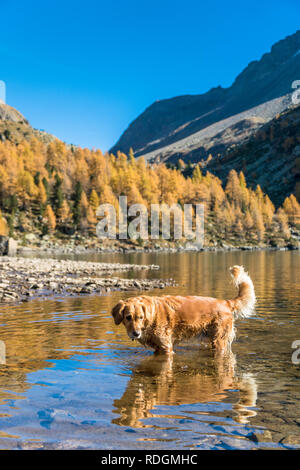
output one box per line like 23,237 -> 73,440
113,351 -> 257,428
144,250 -> 299,307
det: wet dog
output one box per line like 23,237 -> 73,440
111,265 -> 255,355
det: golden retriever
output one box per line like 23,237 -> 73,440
111,265 -> 255,354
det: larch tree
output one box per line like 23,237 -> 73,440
262,195 -> 275,228
37,181 -> 48,206
243,210 -> 254,233
89,190 -> 100,213
283,194 -> 300,225
276,208 -> 290,238
57,200 -> 71,224
0,211 -> 8,236
225,169 -> 242,205
44,204 -> 56,233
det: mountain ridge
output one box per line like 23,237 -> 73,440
0,102 -> 28,124
0,102 -> 56,145
110,30 -> 300,161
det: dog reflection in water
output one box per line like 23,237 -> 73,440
113,352 -> 257,428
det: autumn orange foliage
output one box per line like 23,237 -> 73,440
0,137 -> 298,242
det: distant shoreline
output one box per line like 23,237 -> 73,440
1,244 -> 298,306
17,242 -> 300,256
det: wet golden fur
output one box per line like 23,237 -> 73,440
111,265 -> 255,354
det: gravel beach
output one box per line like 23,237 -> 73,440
0,257 -> 176,304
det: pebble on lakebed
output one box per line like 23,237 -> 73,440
0,257 -> 176,303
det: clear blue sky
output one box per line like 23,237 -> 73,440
1,0 -> 299,151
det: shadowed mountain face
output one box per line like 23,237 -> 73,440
110,31 -> 300,162
205,104 -> 300,206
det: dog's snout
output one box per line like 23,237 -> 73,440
132,330 -> 140,338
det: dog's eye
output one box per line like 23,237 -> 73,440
126,315 -> 132,321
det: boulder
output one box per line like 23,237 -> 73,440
7,238 -> 17,256
0,236 -> 7,255
0,236 -> 18,256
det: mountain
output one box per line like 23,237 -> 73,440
0,102 -> 28,124
204,103 -> 300,206
110,30 -> 300,164
0,102 -> 55,144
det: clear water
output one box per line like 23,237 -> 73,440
0,250 -> 299,449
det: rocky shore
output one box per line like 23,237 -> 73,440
0,257 -> 176,304
18,240 -> 300,256
13,224 -> 300,255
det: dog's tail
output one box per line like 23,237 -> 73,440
229,266 -> 256,318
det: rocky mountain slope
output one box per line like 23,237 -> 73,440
111,30 -> 300,164
204,104 -> 300,206
136,95 -> 292,164
0,102 -> 55,144
0,102 -> 28,123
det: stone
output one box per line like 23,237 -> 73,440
0,236 -> 8,255
281,435 -> 300,446
0,256 -> 176,304
49,282 -> 58,289
250,430 -> 273,443
25,233 -> 38,243
7,238 -> 18,256
0,236 -> 18,256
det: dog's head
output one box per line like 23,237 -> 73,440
111,298 -> 148,340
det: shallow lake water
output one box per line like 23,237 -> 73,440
0,250 -> 299,450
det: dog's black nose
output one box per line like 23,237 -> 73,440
132,331 -> 140,337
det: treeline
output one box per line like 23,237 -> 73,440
0,138 -> 299,243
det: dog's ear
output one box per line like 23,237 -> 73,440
111,301 -> 126,325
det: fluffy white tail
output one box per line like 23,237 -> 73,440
229,266 -> 256,318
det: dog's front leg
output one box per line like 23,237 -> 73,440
154,335 -> 174,355
154,345 -> 174,355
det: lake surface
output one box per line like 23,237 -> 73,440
0,250 -> 299,450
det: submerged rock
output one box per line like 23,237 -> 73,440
250,430 -> 273,443
280,435 -> 300,447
